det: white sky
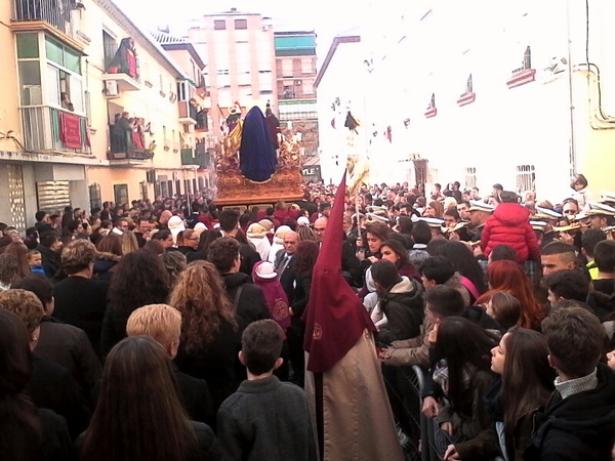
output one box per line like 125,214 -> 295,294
116,0 -> 367,62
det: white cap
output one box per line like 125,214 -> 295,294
535,206 -> 562,220
468,200 -> 494,213
167,215 -> 185,238
193,222 -> 207,236
297,216 -> 310,227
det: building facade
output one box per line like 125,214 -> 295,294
274,30 -> 320,180
1,0 -> 209,230
317,0 -> 615,201
187,8 -> 278,141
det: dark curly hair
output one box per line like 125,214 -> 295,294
108,250 -> 170,320
294,240 -> 319,277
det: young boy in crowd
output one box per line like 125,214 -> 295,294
27,249 -> 45,275
217,319 -> 317,461
526,307 -> 615,461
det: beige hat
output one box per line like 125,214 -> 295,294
247,223 -> 268,238
258,219 -> 274,233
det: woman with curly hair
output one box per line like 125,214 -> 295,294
100,250 -> 170,355
170,261 -> 240,410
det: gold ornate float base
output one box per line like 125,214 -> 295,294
214,167 -> 304,206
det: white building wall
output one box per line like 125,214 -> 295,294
315,0 -> 615,201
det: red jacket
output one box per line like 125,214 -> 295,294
481,203 -> 540,263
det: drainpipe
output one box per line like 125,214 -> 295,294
566,0 -> 576,175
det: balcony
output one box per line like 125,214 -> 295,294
108,121 -> 153,164
21,106 -> 91,155
102,38 -> 141,96
181,144 -> 211,168
178,100 -> 198,125
12,0 -> 85,50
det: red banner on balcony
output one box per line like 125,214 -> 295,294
59,112 -> 82,149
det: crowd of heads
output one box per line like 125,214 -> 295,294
0,174 -> 614,460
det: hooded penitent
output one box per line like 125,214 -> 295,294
303,173 -> 403,461
239,106 -> 277,182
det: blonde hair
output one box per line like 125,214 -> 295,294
121,231 -> 140,255
126,304 -> 181,350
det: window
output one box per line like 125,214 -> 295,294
16,33 -> 39,59
103,31 -> 117,69
113,184 -> 129,205
177,81 -> 187,101
176,180 -> 182,195
302,80 -> 313,96
282,84 -> 295,99
464,167 -> 477,189
214,20 -> 226,30
167,180 -> 173,196
301,57 -> 313,74
45,36 -> 81,73
234,19 -> 247,30
159,74 -> 165,95
282,59 -> 293,77
140,181 -> 148,200
163,125 -> 168,148
89,183 -> 101,211
18,61 -> 42,105
516,164 -> 536,192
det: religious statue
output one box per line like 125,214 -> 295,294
239,106 -> 277,182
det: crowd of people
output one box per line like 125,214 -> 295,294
0,171 -> 614,460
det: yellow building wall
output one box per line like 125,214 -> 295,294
0,2 -> 23,153
79,1 -> 195,203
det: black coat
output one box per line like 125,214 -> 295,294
52,276 -> 108,355
377,277 -> 424,345
29,354 -> 91,439
174,367 -> 215,428
175,319 -> 242,412
525,364 -> 615,461
37,317 -> 102,406
39,408 -> 73,461
239,242 -> 261,276
221,272 -> 271,334
99,304 -> 128,357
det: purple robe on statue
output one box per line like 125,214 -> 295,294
239,106 -> 277,182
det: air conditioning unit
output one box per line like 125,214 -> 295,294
105,80 -> 118,96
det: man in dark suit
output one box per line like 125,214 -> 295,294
274,230 -> 299,301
